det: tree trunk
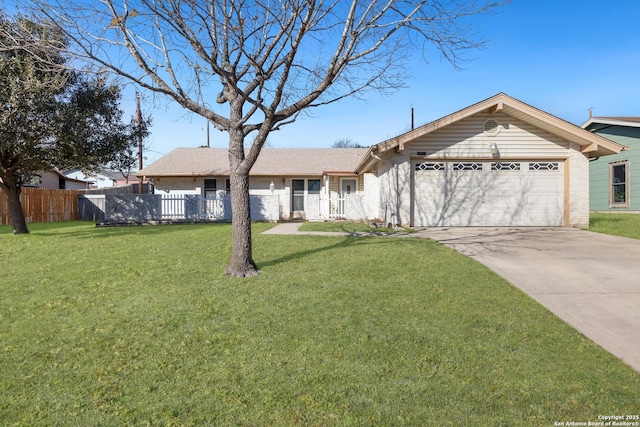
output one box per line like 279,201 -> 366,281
224,122 -> 260,277
0,183 -> 29,234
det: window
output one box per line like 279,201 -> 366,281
204,179 -> 217,198
308,179 -> 321,194
22,175 -> 38,187
453,162 -> 483,171
529,162 -> 559,171
225,178 -> 231,194
292,179 -> 305,211
609,161 -> 629,208
491,162 -> 521,171
416,162 -> 444,171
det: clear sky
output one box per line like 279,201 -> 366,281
123,0 -> 640,164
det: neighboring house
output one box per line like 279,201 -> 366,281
64,169 -> 137,188
582,117 -> 640,212
136,147 -> 368,221
136,93 -> 624,227
24,170 -> 93,190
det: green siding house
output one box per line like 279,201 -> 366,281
583,117 -> 640,211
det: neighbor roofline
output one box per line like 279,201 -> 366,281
582,117 -> 640,129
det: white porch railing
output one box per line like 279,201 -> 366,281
317,194 -> 368,221
161,195 -> 226,220
315,195 -> 347,219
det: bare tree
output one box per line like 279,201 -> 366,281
33,0 -> 506,277
332,138 -> 365,148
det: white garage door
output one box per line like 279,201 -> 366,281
413,161 -> 564,227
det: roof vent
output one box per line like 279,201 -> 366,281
483,119 -> 501,136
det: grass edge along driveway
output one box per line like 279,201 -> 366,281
1,221 -> 639,426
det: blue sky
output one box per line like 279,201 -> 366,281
127,0 -> 640,164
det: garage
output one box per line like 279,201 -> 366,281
356,93 -> 626,229
413,160 -> 564,226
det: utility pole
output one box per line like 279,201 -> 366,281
136,92 -> 143,193
206,119 -> 210,147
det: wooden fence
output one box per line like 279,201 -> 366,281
0,187 -> 81,225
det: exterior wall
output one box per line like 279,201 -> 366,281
375,149 -> 412,227
409,112 -> 570,159
589,126 -> 640,211
247,177 -> 288,220
363,173 -> 380,221
35,171 -> 91,190
568,144 -> 590,227
66,170 -> 116,188
151,177 -> 202,195
105,194 -> 162,222
38,172 -> 62,189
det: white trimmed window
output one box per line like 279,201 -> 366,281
609,160 -> 629,208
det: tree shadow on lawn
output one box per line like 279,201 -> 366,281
257,235 -> 405,270
10,221 -> 236,240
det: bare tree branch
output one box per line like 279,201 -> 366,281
30,0 -> 508,276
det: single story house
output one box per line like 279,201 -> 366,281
24,170 -> 93,190
582,117 -> 640,212
137,147 -> 369,221
137,93 -> 625,227
64,169 -> 123,188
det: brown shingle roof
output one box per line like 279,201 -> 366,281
137,147 -> 369,177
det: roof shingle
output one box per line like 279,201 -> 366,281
137,147 -> 369,177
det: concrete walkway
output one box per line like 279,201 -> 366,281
263,223 -> 640,372
261,222 -> 349,236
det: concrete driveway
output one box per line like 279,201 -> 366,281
417,227 -> 640,373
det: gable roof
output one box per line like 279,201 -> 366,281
356,92 -> 626,172
582,116 -> 640,129
137,147 -> 368,178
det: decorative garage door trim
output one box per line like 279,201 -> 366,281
413,161 -> 564,227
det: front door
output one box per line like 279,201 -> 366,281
292,179 -> 305,212
341,179 -> 357,195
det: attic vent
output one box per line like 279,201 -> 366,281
482,119 -> 501,136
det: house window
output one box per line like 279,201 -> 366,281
204,179 -> 217,198
22,175 -> 40,187
308,179 -> 321,194
292,179 -> 305,211
609,161 -> 629,208
225,179 -> 231,194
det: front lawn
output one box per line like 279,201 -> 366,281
589,212 -> 640,239
1,221 -> 639,425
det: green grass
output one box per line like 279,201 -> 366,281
589,212 -> 640,239
1,221 -> 639,425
